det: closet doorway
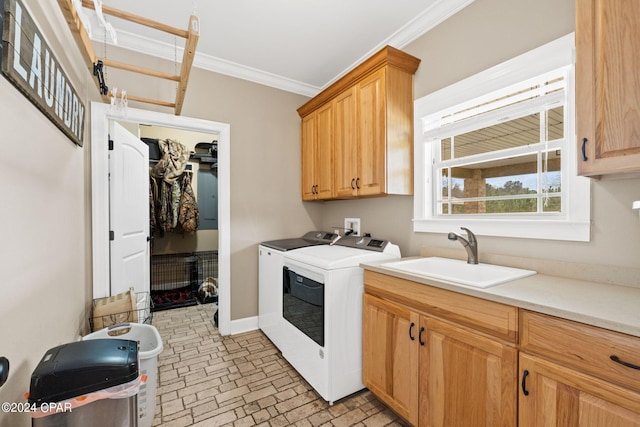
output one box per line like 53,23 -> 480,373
91,102 -> 231,335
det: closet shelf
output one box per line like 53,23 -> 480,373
190,154 -> 216,163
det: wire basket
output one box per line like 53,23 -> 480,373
90,291 -> 153,332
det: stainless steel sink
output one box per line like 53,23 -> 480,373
382,257 -> 536,288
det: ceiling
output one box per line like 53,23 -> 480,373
82,0 -> 475,97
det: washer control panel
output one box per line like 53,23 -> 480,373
335,235 -> 388,252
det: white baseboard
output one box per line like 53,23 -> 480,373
226,316 -> 259,336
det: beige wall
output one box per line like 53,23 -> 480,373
102,47 -> 324,320
0,1 -> 100,425
321,0 -> 640,271
181,69 -> 325,319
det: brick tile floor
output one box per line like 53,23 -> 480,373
151,304 -> 409,427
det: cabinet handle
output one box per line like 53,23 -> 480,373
581,138 -> 588,161
521,370 -> 530,396
409,322 -> 415,341
356,177 -> 360,189
351,178 -> 356,190
610,355 -> 640,370
419,327 -> 425,346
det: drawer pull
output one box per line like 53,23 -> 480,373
419,327 -> 425,346
521,370 -> 530,396
610,355 -> 640,370
409,322 -> 415,341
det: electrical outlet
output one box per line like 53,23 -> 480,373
344,218 -> 361,236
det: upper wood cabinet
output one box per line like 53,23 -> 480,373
301,103 -> 333,200
355,69 -> 387,197
334,87 -> 359,198
576,0 -> 640,176
298,46 -> 420,200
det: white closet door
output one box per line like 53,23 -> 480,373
109,121 -> 150,296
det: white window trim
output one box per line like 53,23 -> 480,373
413,33 -> 591,242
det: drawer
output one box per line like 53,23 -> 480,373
520,310 -> 640,392
364,271 -> 517,342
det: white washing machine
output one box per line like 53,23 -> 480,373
258,231 -> 336,350
281,235 -> 401,404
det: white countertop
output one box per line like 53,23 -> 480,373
362,258 -> 640,338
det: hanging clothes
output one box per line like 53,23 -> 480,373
170,180 -> 181,229
149,174 -> 158,237
149,139 -> 200,235
150,139 -> 191,183
178,173 -> 199,233
157,179 -> 172,235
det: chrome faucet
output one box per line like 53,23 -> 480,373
448,227 -> 478,264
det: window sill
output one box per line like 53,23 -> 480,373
413,217 -> 590,242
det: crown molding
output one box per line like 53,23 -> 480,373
96,29 -> 321,97
387,0 -> 476,48
321,0 -> 476,90
90,0 -> 475,97
193,53 -> 321,97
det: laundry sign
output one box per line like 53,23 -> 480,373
1,0 -> 85,146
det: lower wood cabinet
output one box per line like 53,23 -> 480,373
362,292 -> 517,427
422,317 -> 517,427
362,294 -> 419,425
519,309 -> 640,427
519,353 -> 640,427
363,272 -> 640,427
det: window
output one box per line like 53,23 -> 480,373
413,34 -> 590,241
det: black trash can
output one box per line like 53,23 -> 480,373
28,339 -> 140,427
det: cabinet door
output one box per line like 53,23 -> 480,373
362,294 -> 419,426
301,113 -> 317,200
519,353 -> 640,427
315,102 -> 334,199
334,87 -> 358,198
421,317 -> 517,427
576,0 -> 640,176
357,69 -> 386,196
301,105 -> 333,200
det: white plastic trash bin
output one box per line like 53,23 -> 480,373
84,323 -> 163,427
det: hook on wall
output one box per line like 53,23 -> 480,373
93,60 -> 108,96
